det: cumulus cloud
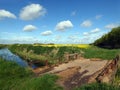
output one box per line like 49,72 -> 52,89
91,28 -> 100,33
80,20 -> 92,27
41,30 -> 53,36
23,25 -> 37,31
95,15 -> 103,19
0,9 -> 16,19
55,20 -> 73,31
19,3 -> 46,20
105,23 -> 119,29
83,32 -> 89,36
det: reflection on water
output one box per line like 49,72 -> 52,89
0,48 -> 28,67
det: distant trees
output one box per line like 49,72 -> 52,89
94,27 -> 120,49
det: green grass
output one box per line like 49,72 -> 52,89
0,58 -> 32,79
0,44 -> 7,49
8,44 -> 120,63
81,46 -> 120,60
1,44 -> 120,90
75,83 -> 120,90
113,63 -> 120,86
0,58 -> 63,90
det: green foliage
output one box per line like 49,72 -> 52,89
0,58 -> 32,79
113,63 -> 120,86
116,66 -> 120,77
0,58 -> 32,90
75,83 -> 120,90
8,44 -> 82,65
8,44 -> 54,66
82,46 -> 120,60
0,44 -> 7,49
0,58 -> 62,90
13,74 -> 63,90
94,27 -> 120,49
8,44 -> 120,62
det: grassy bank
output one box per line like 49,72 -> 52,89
0,56 -> 120,90
82,46 -> 120,60
0,58 -> 63,90
0,44 -> 7,49
8,44 -> 120,62
8,44 -> 82,66
1,44 -> 120,90
75,83 -> 120,90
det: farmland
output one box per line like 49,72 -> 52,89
0,44 -> 120,90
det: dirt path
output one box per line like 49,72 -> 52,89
46,59 -> 109,90
48,59 -> 108,75
33,58 -> 109,90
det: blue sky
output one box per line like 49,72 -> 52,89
0,0 -> 120,44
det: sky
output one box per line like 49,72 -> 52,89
0,0 -> 120,44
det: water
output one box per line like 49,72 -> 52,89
0,48 -> 28,67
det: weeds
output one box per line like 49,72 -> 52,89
75,83 -> 120,90
0,58 -> 63,90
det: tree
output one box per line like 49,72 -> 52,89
94,26 -> 120,49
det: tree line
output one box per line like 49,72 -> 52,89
94,27 -> 120,49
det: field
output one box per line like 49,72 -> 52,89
8,44 -> 120,63
34,44 -> 90,49
0,44 -> 120,90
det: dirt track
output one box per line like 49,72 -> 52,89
48,59 -> 108,75
33,58 -> 109,90
47,59 -> 109,90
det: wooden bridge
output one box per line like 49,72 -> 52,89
64,53 -> 79,61
96,54 -> 120,83
33,54 -> 120,90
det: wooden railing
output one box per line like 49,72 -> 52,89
64,53 -> 79,61
96,54 -> 120,83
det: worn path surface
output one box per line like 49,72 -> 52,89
47,58 -> 109,90
48,59 -> 108,75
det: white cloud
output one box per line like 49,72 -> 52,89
41,30 -> 53,36
80,20 -> 92,27
0,33 -> 41,44
23,25 -> 37,31
83,32 -> 90,36
91,28 -> 100,33
0,9 -> 16,19
55,20 -> 73,31
55,35 -> 62,40
95,15 -> 103,19
105,23 -> 119,29
1,32 -> 16,35
83,28 -> 100,36
13,36 -> 35,41
68,35 -> 79,40
71,11 -> 76,16
19,3 -> 46,20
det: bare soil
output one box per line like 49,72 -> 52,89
47,58 -> 109,90
33,58 -> 110,90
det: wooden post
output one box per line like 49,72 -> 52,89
45,60 -> 48,66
